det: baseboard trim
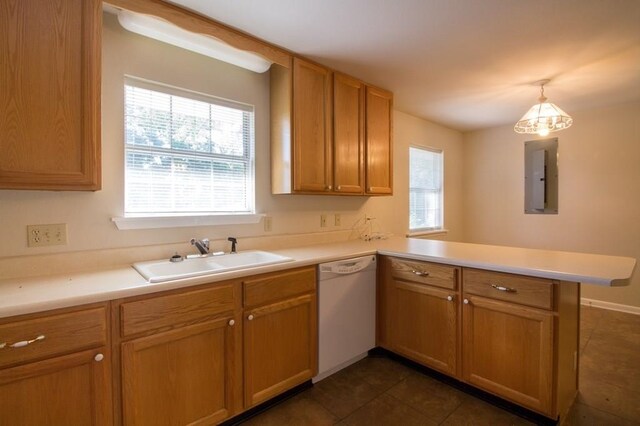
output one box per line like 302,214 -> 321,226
581,298 -> 640,315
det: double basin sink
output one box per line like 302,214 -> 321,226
134,251 -> 294,283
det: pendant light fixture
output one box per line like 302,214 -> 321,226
514,80 -> 573,136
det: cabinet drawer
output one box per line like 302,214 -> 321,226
244,267 -> 316,308
463,268 -> 554,310
0,306 -> 107,368
390,258 -> 458,290
121,283 -> 235,337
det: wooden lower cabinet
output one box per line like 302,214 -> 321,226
114,282 -> 241,426
379,256 -> 459,377
391,281 -> 458,376
121,316 -> 239,426
114,268 -> 318,425
462,295 -> 554,414
243,267 -> 318,408
0,304 -> 111,426
0,347 -> 111,426
378,256 -> 580,421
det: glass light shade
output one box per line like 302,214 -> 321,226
514,100 -> 573,135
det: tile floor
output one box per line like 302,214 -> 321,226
240,306 -> 640,425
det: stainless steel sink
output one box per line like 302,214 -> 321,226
133,251 -> 294,283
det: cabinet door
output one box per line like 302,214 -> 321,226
333,73 -> 364,194
121,317 -> 240,426
0,347 -> 111,426
244,293 -> 317,407
0,0 -> 101,190
292,58 -> 332,192
462,295 -> 554,415
389,280 -> 458,376
365,86 -> 393,195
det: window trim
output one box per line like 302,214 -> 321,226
408,145 -> 444,233
111,213 -> 264,230
121,76 -> 256,220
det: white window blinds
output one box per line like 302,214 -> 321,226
409,146 -> 443,231
124,78 -> 255,216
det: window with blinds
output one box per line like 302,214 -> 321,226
124,78 -> 255,216
409,146 -> 443,231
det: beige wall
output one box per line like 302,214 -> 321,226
463,101 -> 640,307
0,13 -> 464,268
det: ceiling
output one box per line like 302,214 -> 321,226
167,0 -> 640,132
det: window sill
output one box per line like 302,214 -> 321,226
112,214 -> 264,230
406,229 -> 449,238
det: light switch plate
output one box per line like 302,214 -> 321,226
27,224 -> 68,247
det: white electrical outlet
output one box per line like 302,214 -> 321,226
334,214 -> 341,226
320,214 -> 327,228
264,216 -> 272,232
27,224 -> 68,247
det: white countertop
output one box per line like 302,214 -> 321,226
0,238 -> 635,319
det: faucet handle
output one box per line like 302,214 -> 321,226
202,238 -> 210,250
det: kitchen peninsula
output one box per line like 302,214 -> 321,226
0,238 -> 635,424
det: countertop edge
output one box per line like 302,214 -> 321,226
1,238 -> 635,319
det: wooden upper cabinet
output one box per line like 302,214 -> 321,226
0,0 -> 101,190
365,86 -> 393,195
333,73 -> 365,194
271,59 -> 393,196
292,58 -> 333,193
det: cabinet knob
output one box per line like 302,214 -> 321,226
447,295 -> 453,302
94,353 -> 104,362
337,185 -> 342,190
228,319 -> 235,326
247,314 -> 254,321
463,298 -> 469,305
325,185 -> 332,191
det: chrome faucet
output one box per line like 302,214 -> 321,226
190,238 -> 210,255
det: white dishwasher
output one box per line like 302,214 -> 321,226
314,255 -> 377,383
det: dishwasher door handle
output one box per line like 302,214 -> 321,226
321,256 -> 375,275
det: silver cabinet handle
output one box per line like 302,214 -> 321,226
463,298 -> 469,305
228,319 -> 235,326
491,284 -> 517,293
0,334 -> 45,349
247,314 -> 254,321
446,295 -> 454,302
94,353 -> 104,362
411,270 -> 430,277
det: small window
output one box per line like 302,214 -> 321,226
124,78 -> 255,216
409,146 -> 443,231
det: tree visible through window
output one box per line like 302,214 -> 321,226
124,78 -> 255,216
409,146 -> 443,231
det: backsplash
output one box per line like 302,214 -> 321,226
0,229 -> 355,280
